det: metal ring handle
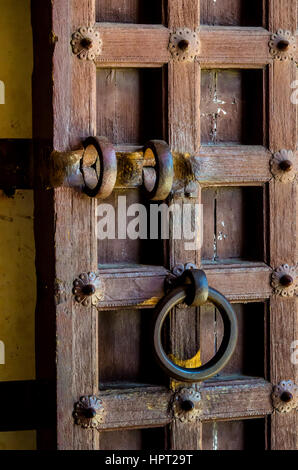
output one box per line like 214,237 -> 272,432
81,136 -> 117,199
153,286 -> 238,382
142,140 -> 173,200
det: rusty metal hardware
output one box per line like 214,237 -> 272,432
49,135 -> 117,199
269,29 -> 296,61
71,26 -> 102,60
73,272 -> 105,306
271,264 -> 298,297
171,387 -> 202,422
81,136 -> 117,199
270,150 -> 297,183
279,160 -> 293,172
50,137 -> 175,200
270,150 -> 297,182
142,140 -> 174,200
166,265 -> 208,307
272,380 -> 298,413
153,268 -> 238,382
169,28 -> 200,62
73,395 -> 105,428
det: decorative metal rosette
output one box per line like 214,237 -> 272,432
270,150 -> 297,183
272,380 -> 298,413
269,29 -> 296,61
171,387 -> 202,423
71,26 -> 102,60
73,272 -> 104,306
169,28 -> 200,62
73,395 -> 105,428
271,264 -> 298,297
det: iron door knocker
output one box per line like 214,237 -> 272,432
153,269 -> 238,382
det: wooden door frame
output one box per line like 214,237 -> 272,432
32,0 -> 297,450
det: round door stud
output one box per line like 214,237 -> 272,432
272,380 -> 298,413
71,26 -> 102,60
270,150 -> 297,183
271,264 -> 298,297
169,28 -> 200,62
269,29 -> 296,61
172,388 -> 202,423
73,272 -> 105,307
73,395 -> 105,428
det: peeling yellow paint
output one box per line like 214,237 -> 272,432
0,190 -> 36,380
0,0 -> 33,138
169,350 -> 202,390
137,297 -> 160,307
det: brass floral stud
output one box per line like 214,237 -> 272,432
272,380 -> 298,413
73,395 -> 105,428
71,26 -> 102,60
171,387 -> 202,422
73,272 -> 104,306
270,150 -> 297,183
269,29 -> 296,61
271,264 -> 298,297
169,28 -> 200,62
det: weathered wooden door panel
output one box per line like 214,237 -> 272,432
32,0 -> 297,450
202,419 -> 266,450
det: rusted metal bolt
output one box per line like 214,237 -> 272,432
180,399 -> 195,412
82,284 -> 96,296
279,159 -> 293,172
178,39 -> 190,52
279,274 -> 293,287
280,391 -> 293,403
80,37 -> 93,50
277,39 -> 290,51
83,407 -> 97,419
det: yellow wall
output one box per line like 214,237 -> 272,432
0,0 -> 33,138
0,0 -> 36,449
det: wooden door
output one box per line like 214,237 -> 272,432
32,1 -> 298,450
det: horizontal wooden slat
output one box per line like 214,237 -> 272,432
191,146 -> 272,184
98,385 -> 172,430
116,146 -> 271,189
96,379 -> 273,430
0,143 -> 271,191
96,263 -> 272,309
95,23 -> 170,66
200,27 -> 271,65
95,24 -> 271,67
202,378 -> 273,421
97,265 -> 168,309
203,263 -> 272,301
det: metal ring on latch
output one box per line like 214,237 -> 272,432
81,136 -> 117,199
153,270 -> 238,382
142,140 -> 174,200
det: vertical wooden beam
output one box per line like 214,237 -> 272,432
168,1 -> 200,154
268,0 -> 298,450
62,0 -> 98,451
167,0 -> 202,450
170,419 -> 202,450
33,0 -> 99,450
268,1 -> 297,32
